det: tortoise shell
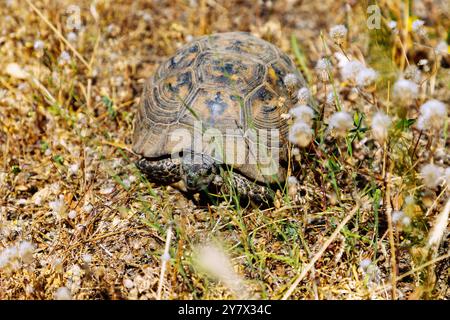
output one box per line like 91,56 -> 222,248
133,32 -> 305,183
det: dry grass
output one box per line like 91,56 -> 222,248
0,0 -> 449,300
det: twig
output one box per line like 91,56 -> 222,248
411,130 -> 423,159
99,244 -> 114,257
423,187 -> 447,217
87,34 -> 101,109
384,162 -> 397,299
157,224 -> 173,300
281,205 -> 360,300
400,0 -> 410,70
427,195 -> 450,251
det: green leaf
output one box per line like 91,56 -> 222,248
290,34 -> 312,84
395,118 -> 415,131
53,155 -> 64,165
11,165 -> 21,175
40,141 -> 49,153
102,95 -> 116,119
346,136 -> 353,157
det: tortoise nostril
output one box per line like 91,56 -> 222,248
187,180 -> 195,187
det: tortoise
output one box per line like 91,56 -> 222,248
133,32 -> 306,202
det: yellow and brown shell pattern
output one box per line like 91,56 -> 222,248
133,32 -> 305,182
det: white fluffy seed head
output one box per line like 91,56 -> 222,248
392,211 -> 404,224
25,284 -> 34,295
445,168 -> 450,187
83,203 -> 93,213
420,164 -> 444,189
287,176 -> 298,186
371,112 -> 392,143
123,278 -> 134,289
67,32 -> 77,42
315,58 -> 331,81
418,59 -> 428,66
289,105 -> 315,126
51,258 -> 63,273
412,19 -> 425,35
68,163 -> 79,176
296,87 -> 311,105
417,99 -> 447,131
6,63 -> 29,79
404,65 -> 422,84
289,120 -> 313,147
356,67 -> 378,87
68,210 -> 77,219
326,92 -> 342,106
329,24 -> 348,45
54,287 -> 72,300
196,245 -> 226,270
401,216 -> 411,227
82,254 -> 92,264
18,241 -> 34,264
195,244 -> 248,299
0,245 -> 19,271
404,195 -> 415,206
283,73 -> 299,89
33,40 -> 44,51
359,258 -> 372,271
435,41 -> 448,55
393,78 -> 419,105
49,195 -> 66,219
388,20 -> 397,30
328,111 -> 353,138
329,92 -> 345,110
340,60 -> 365,81
316,58 -> 331,70
58,51 -> 71,65
334,52 -> 348,68
161,252 -> 171,262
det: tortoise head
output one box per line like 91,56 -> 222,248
181,153 -> 218,192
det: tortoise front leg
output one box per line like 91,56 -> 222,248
136,157 -> 182,185
215,170 -> 274,204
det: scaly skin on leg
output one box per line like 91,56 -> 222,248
216,170 -> 274,204
136,157 -> 182,184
